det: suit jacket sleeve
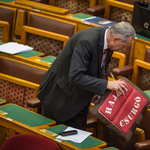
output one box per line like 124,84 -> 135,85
69,40 -> 108,95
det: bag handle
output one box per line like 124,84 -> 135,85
137,1 -> 150,9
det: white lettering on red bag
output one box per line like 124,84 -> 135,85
98,80 -> 147,133
119,97 -> 140,127
99,81 -> 133,121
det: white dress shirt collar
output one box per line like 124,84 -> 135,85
104,29 -> 108,51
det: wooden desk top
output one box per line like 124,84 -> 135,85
0,99 -> 6,105
39,124 -> 107,150
0,104 -> 56,127
15,0 -> 70,15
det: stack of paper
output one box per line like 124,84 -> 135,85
0,42 -> 33,54
56,126 -> 92,143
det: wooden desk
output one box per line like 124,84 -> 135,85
144,91 -> 150,98
0,1 -> 105,43
0,41 -> 45,59
15,0 -> 69,15
0,50 -> 47,68
0,1 -> 100,33
0,0 -> 14,2
0,104 -> 107,150
0,42 -> 46,64
0,52 -> 53,70
34,55 -> 56,67
0,103 -> 56,146
104,0 -> 133,21
16,50 -> 45,60
0,99 -> 6,105
0,42 -> 54,70
0,41 -> 54,69
38,124 -> 107,150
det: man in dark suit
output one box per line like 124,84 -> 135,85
37,22 -> 135,130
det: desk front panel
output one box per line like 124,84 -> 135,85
0,103 -> 56,147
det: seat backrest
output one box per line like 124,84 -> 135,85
138,109 -> 150,140
0,57 -> 47,110
104,0 -> 133,65
104,0 -> 133,24
109,6 -> 132,24
132,46 -> 150,91
28,12 -> 77,38
0,77 -> 38,110
139,46 -> 150,90
98,0 -> 145,11
0,5 -> 16,41
0,57 -> 47,84
108,51 -> 126,79
15,0 -> 70,15
104,125 -> 139,150
144,46 -> 150,63
0,20 -> 10,43
49,0 -> 97,14
0,134 -> 61,150
129,36 -> 150,66
132,59 -> 150,91
20,25 -> 70,56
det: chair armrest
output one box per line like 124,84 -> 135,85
135,140 -> 150,150
87,5 -> 105,16
112,65 -> 133,76
86,118 -> 98,137
27,98 -> 41,108
86,118 -> 97,128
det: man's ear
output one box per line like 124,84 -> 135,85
113,37 -> 120,42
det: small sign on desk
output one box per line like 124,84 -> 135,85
35,56 -> 56,65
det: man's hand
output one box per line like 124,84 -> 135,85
107,80 -> 128,97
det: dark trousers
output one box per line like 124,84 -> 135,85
41,104 -> 90,130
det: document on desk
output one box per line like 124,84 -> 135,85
82,16 -> 117,27
0,42 -> 33,54
56,126 -> 92,143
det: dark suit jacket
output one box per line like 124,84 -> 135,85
37,27 -> 113,121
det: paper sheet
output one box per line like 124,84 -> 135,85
0,42 -> 33,54
56,126 -> 92,143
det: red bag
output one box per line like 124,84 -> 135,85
90,77 -> 150,141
